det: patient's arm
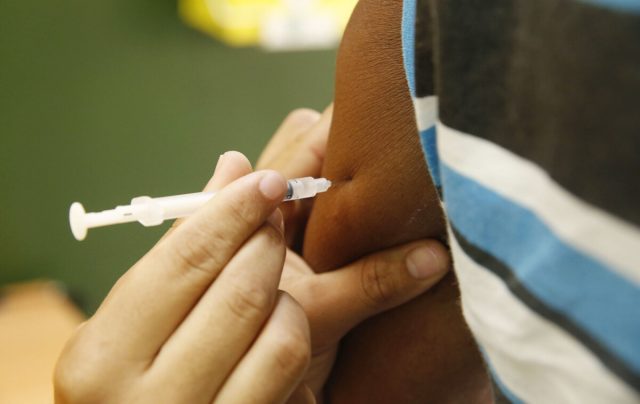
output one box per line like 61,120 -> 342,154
303,1 -> 491,402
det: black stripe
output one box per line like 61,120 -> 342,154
429,0 -> 640,226
450,224 -> 640,393
414,0 -> 435,97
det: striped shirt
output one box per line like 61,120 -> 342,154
401,0 -> 640,402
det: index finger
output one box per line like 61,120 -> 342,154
88,169 -> 288,361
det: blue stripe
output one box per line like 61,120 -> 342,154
577,0 -> 640,13
440,163 -> 640,376
401,0 -> 417,96
418,126 -> 441,188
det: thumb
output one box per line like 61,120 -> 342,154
306,240 -> 450,345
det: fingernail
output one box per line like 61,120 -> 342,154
406,245 -> 444,279
259,171 -> 286,200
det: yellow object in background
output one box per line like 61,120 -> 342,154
179,0 -> 357,49
0,282 -> 85,403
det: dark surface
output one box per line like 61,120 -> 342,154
0,0 -> 336,313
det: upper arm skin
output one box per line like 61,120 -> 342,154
303,1 -> 491,402
304,1 -> 444,272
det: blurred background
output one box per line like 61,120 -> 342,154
0,0 -> 343,314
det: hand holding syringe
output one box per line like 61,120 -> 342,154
69,176 -> 331,241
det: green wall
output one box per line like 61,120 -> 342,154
0,0 -> 336,313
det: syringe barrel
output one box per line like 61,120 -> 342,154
152,192 -> 214,220
285,177 -> 326,200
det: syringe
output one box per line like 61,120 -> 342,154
69,177 -> 331,241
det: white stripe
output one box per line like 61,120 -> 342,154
412,96 -> 437,131
449,233 -> 639,403
437,121 -> 640,286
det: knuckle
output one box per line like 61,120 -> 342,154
360,257 -> 396,308
54,334 -> 108,403
225,198 -> 256,230
169,189 -> 273,278
285,108 -> 320,129
171,231 -> 225,277
272,330 -> 311,380
54,366 -> 97,403
169,204 -> 255,278
222,280 -> 275,324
